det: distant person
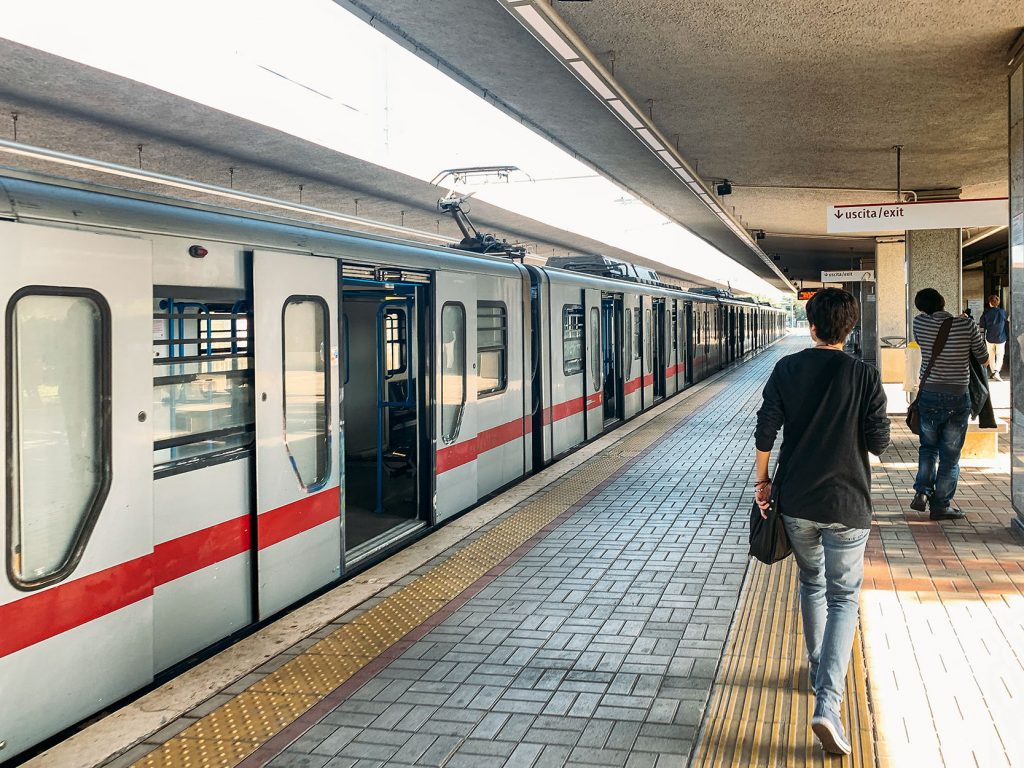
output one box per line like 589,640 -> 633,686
754,288 -> 889,756
911,288 -> 988,520
978,294 -> 1007,381
962,306 -> 974,322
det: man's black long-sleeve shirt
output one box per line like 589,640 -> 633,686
755,348 -> 890,529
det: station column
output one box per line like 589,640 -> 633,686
907,228 -> 962,322
875,236 -> 906,383
1009,33 -> 1024,536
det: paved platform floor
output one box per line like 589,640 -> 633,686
82,335 -> 1022,768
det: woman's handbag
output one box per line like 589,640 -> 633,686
906,318 -> 953,435
749,479 -> 790,564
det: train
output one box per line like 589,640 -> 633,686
0,172 -> 785,761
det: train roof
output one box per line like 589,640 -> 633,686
0,170 -> 527,278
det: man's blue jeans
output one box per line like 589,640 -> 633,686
782,515 -> 870,715
913,390 -> 971,509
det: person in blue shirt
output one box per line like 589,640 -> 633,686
978,295 -> 1008,381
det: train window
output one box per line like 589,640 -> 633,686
671,307 -> 678,350
283,297 -> 330,490
152,294 -> 254,475
477,302 -> 507,396
441,303 -> 466,443
383,307 -> 407,376
562,305 -> 584,375
7,288 -> 111,589
633,308 -> 641,359
590,307 -> 600,390
624,310 -> 632,377
645,308 -> 653,371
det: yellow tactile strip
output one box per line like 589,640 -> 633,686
132,387 -> 715,768
692,557 -> 877,768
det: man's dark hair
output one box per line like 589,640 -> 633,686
914,288 -> 945,314
805,287 -> 858,344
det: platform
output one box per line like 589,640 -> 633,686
31,336 -> 1023,768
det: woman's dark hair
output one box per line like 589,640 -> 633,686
806,288 -> 858,344
914,288 -> 945,314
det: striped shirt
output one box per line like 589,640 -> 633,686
913,311 -> 988,394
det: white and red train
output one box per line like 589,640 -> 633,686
0,173 -> 785,761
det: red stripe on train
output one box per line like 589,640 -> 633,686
0,555 -> 152,659
0,487 -> 339,659
436,416 -> 532,473
153,514 -> 250,587
257,487 -> 341,549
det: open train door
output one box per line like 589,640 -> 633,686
0,225 -> 153,760
252,250 -> 341,619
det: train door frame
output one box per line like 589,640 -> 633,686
251,250 -> 342,619
0,224 -> 154,759
600,293 -> 624,425
340,269 -> 429,565
652,298 -> 667,400
684,301 -> 695,386
583,288 -> 603,440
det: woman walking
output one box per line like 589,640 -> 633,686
753,288 -> 890,755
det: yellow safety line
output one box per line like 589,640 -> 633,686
132,381 -> 728,768
693,558 -> 878,768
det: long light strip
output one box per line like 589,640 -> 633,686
500,0 -> 792,291
0,139 -> 455,245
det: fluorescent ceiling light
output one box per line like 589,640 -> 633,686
635,128 -> 663,151
0,0 -> 779,297
656,150 -> 681,168
607,99 -> 645,130
514,5 -> 578,60
569,60 -> 616,100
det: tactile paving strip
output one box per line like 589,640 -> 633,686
692,557 -> 877,768
131,371 -> 728,768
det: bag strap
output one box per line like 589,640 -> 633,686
774,353 -> 846,484
919,317 -> 954,388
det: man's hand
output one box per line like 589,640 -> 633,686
754,480 -> 772,519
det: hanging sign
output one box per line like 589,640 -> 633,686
821,270 -> 874,282
826,197 -> 1007,233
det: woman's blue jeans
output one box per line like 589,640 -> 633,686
782,515 -> 870,715
913,390 -> 971,509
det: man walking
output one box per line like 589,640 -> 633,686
911,288 -> 989,520
978,294 -> 1008,381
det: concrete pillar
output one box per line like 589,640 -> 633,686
907,229 -> 962,328
1008,37 -> 1024,535
875,237 -> 907,383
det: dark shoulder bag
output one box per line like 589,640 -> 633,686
749,354 -> 845,565
906,318 -> 953,435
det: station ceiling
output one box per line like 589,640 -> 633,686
347,0 -> 1019,284
0,1 -> 1019,291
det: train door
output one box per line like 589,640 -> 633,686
668,300 -> 680,395
652,298 -> 666,400
435,273 -> 478,520
641,296 -> 654,407
601,293 -> 623,424
623,295 -> 641,418
0,225 -> 153,759
684,301 -> 695,385
584,288 -> 603,438
252,250 -> 341,619
341,272 -> 427,563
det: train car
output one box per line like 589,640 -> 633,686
0,172 -> 785,762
